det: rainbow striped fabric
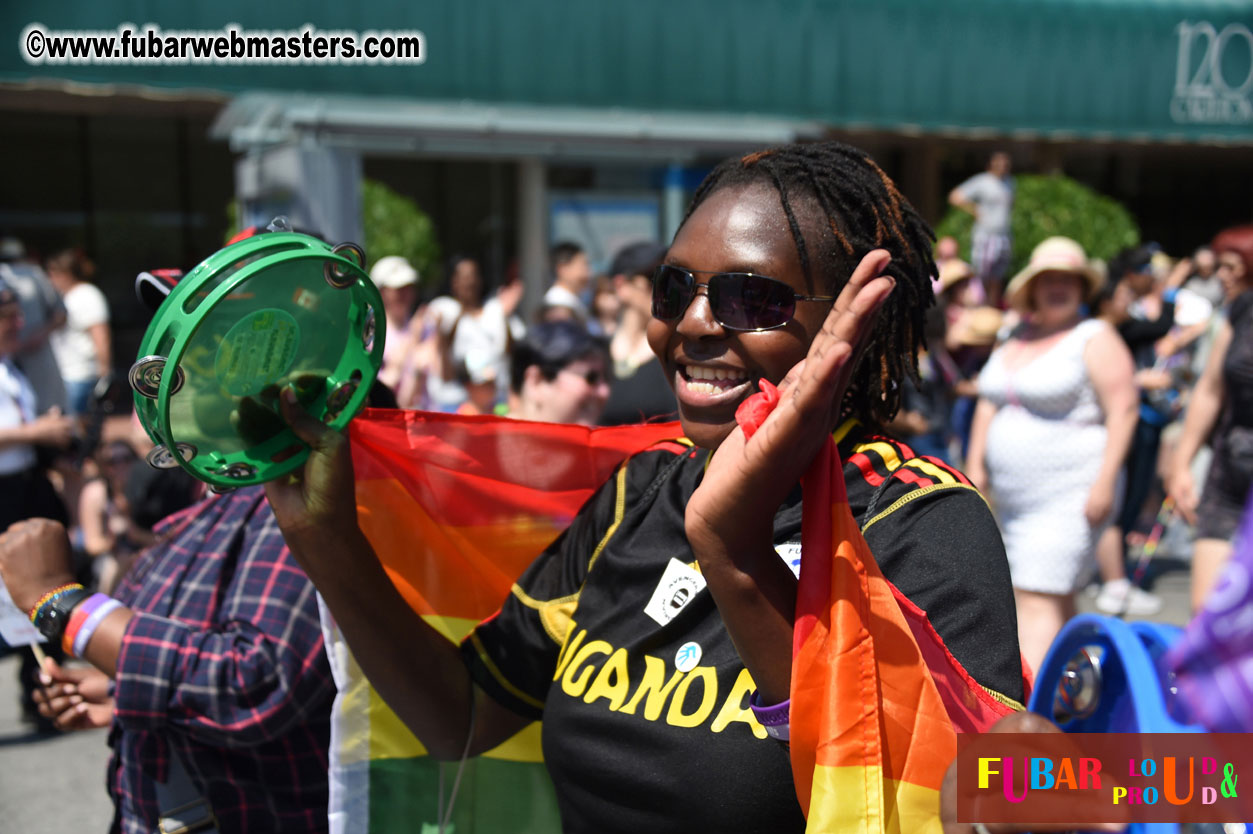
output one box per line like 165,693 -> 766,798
323,409 -> 677,833
738,382 -> 1017,832
322,407 -> 1016,833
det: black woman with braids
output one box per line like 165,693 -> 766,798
265,142 -> 1027,832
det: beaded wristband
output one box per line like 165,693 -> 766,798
34,587 -> 90,642
71,597 -> 123,658
28,583 -> 85,624
749,691 -> 790,742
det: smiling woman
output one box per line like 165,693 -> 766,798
262,140 -> 1027,833
508,320 -> 611,426
647,145 -> 935,449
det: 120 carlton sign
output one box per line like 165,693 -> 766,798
1173,21 -> 1253,125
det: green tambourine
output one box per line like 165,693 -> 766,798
130,231 -> 384,490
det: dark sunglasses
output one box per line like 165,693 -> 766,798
652,264 -> 836,331
559,367 -> 606,387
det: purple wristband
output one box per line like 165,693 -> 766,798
72,594 -> 123,657
749,691 -> 790,741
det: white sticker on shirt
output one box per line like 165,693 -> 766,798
643,558 -> 707,627
674,641 -> 702,672
775,541 -> 802,578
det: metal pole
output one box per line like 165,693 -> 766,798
662,161 -> 685,244
517,157 -> 547,321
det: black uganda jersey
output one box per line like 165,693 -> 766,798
461,420 -> 1022,834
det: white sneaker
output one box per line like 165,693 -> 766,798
1095,580 -> 1163,616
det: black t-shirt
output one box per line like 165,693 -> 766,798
461,423 -> 1021,833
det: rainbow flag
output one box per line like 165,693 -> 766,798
323,409 -> 678,834
323,406 -> 1017,833
735,383 -> 1018,833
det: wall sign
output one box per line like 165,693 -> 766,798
1173,21 -> 1253,125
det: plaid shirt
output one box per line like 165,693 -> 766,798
108,486 -> 334,834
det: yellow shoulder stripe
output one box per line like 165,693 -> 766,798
902,456 -> 958,485
510,584 -> 581,646
853,440 -> 903,473
860,481 -> 987,535
588,465 -> 628,573
507,462 -> 629,647
832,417 -> 858,445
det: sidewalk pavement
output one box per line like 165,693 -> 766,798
1077,556 -> 1194,629
0,653 -> 114,833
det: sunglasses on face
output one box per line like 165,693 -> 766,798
651,264 -> 836,332
559,367 -> 606,387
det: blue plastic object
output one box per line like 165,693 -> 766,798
1029,615 -> 1207,834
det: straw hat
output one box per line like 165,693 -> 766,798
934,258 -> 975,296
1004,237 -> 1102,310
951,306 -> 1004,347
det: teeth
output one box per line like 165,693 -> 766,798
686,365 -> 746,382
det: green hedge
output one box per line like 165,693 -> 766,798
362,179 -> 442,290
935,174 -> 1139,274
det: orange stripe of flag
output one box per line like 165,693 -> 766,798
792,439 -> 958,821
350,410 -> 682,620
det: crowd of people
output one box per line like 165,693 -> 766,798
894,210 -> 1253,673
372,240 -> 677,427
0,141 -> 1249,833
0,244 -> 206,744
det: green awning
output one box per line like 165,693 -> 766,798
3,0 -> 1251,144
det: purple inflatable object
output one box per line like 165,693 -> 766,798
1167,492 -> 1253,731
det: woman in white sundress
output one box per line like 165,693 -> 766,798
967,237 -> 1138,674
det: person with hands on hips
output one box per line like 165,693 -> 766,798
265,141 -> 1027,832
0,488 -> 336,834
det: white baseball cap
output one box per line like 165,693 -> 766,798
370,255 -> 419,289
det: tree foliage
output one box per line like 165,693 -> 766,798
935,173 -> 1139,273
361,179 -> 442,291
224,181 -> 440,288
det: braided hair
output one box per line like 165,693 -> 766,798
680,141 -> 936,427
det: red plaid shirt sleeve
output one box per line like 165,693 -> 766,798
108,487 -> 334,833
113,562 -> 329,744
